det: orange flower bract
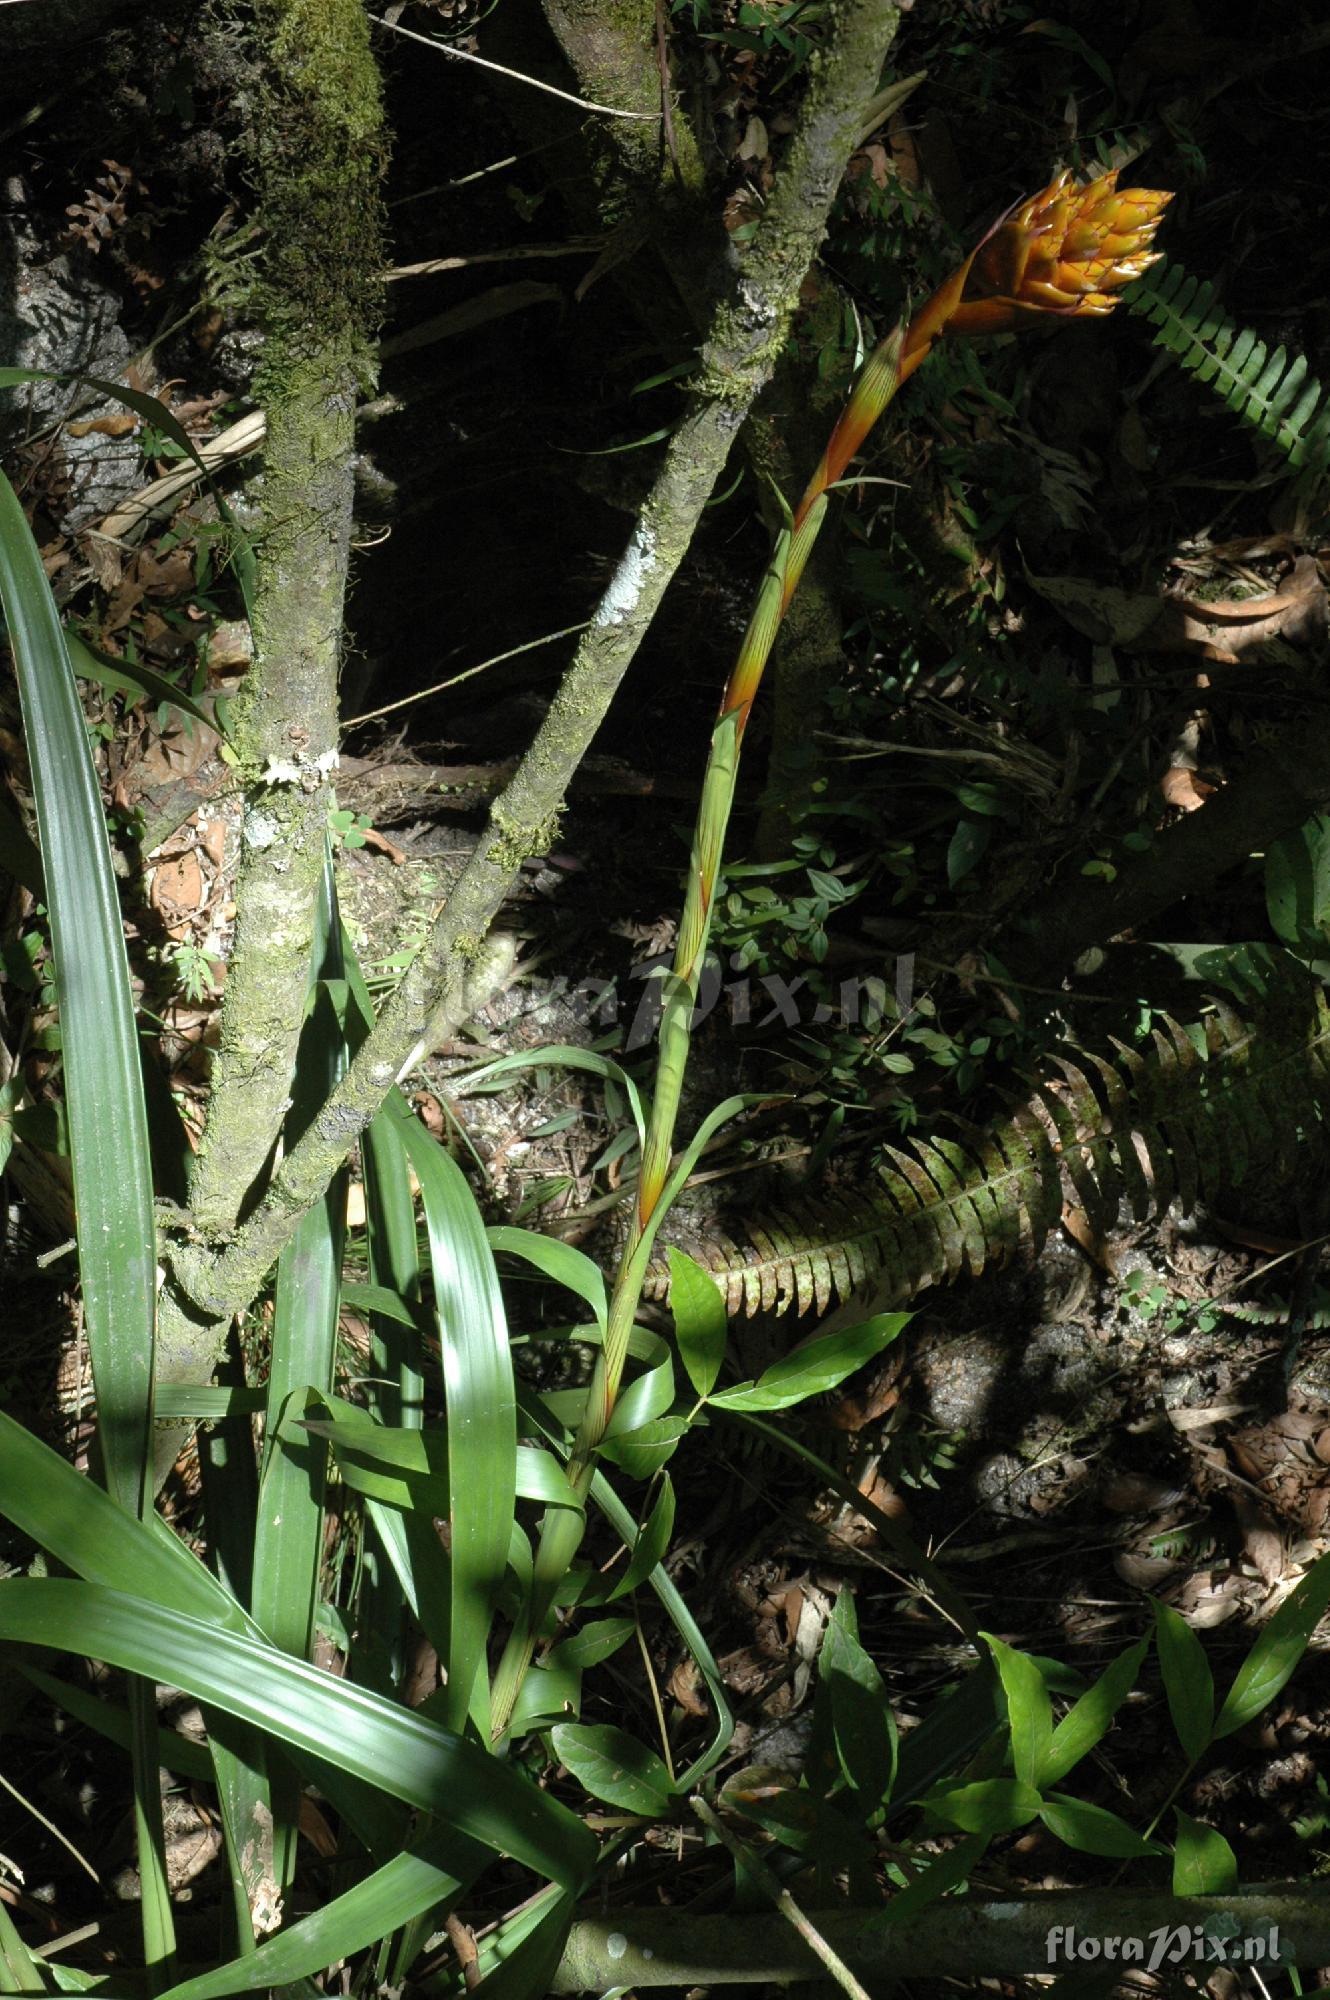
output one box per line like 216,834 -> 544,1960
903,168 -> 1173,370
802,166 -> 1171,513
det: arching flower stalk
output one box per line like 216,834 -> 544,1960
490,169 -> 1169,1735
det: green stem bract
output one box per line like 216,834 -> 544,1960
490,1463 -> 592,1739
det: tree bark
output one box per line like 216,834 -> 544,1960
155,0 -> 385,1398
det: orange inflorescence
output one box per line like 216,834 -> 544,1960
797,169 -> 1170,521
902,168 -> 1173,372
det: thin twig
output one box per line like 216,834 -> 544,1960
0,1768 -> 99,1884
341,622 -> 590,729
385,240 -> 601,280
388,135 -> 571,205
369,16 -> 662,120
690,1796 -> 874,2000
635,1607 -> 675,1784
31,1924 -> 101,1960
34,1236 -> 77,1269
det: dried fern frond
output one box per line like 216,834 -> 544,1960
645,988 -> 1330,1318
1125,258 -> 1330,487
1225,1294 -> 1330,1330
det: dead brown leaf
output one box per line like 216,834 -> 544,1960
667,1656 -> 708,1717
736,115 -> 769,163
131,715 -> 221,789
150,851 -> 204,936
1028,555 -> 1328,666
1229,1485 -> 1286,1585
1230,1410 -> 1330,1537
1099,1467 -> 1187,1514
1175,555 -> 1327,654
80,535 -> 124,593
849,142 -> 893,192
68,411 -> 139,439
413,1091 -> 446,1141
888,107 -> 921,187
199,817 -> 227,872
207,620 -> 253,679
359,823 -> 408,865
1161,766 -> 1217,812
825,1346 -> 905,1429
297,1796 -> 339,1860
1172,1570 -> 1246,1628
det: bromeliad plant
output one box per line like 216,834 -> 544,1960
0,167 -> 1173,1995
490,167 -> 1172,1730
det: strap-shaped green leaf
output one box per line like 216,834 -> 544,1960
0,470 -> 155,1514
0,1579 -> 597,1891
156,1819 -> 486,2000
393,1099 -> 517,1738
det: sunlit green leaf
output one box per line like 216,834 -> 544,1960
668,1248 -> 727,1399
1173,1807 -> 1238,1894
64,629 -> 217,734
1213,1552 -> 1330,1738
608,1476 -> 675,1601
984,1633 -> 1052,1791
598,1414 -> 688,1480
1039,1795 -> 1162,1859
0,1580 -> 596,1889
551,1723 -> 672,1816
868,1834 -> 987,1929
921,1777 -> 1042,1835
817,1590 -> 896,1812
710,1314 -> 909,1412
0,468 -> 154,1510
395,1102 -> 516,1736
457,1046 -> 645,1149
489,1226 -> 607,1336
548,1618 -> 635,1672
1040,1638 -> 1146,1788
157,1819 -> 482,2000
1154,1601 -> 1214,1762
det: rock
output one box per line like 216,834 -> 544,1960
0,183 -> 138,528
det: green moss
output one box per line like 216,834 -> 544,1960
248,0 -> 387,381
488,804 -> 563,874
691,300 -> 789,407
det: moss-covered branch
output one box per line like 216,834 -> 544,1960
156,0 -> 903,1353
152,0 -> 385,1432
180,0 -> 385,1253
550,1889 -> 1319,1989
536,0 -> 851,860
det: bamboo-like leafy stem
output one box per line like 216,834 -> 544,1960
490,165 -> 1171,1733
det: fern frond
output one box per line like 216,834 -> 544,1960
1125,258 -> 1330,484
1224,1293 -> 1330,1330
647,986 -> 1330,1317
